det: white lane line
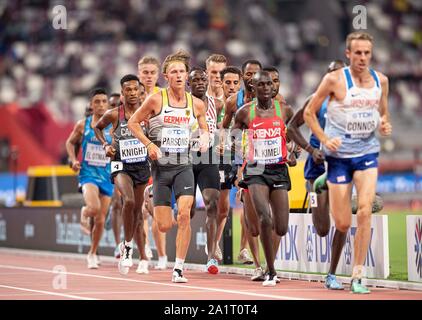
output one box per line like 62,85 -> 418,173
0,264 -> 310,300
0,284 -> 98,300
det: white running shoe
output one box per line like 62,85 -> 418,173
251,267 -> 265,281
154,256 -> 168,270
120,242 -> 133,268
145,244 -> 153,260
262,274 -> 278,287
214,244 -> 223,261
136,259 -> 149,274
237,248 -> 253,265
87,253 -> 98,269
172,269 -> 188,283
94,254 -> 101,266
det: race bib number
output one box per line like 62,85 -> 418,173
219,170 -> 225,183
111,161 -> 123,173
84,143 -> 110,167
346,110 -> 377,138
119,139 -> 147,163
309,192 -> 318,208
161,128 -> 190,153
253,137 -> 282,164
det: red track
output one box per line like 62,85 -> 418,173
0,250 -> 421,300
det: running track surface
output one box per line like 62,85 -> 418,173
0,250 -> 421,300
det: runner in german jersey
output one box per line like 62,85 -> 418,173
66,88 -> 113,270
231,71 -> 294,286
127,50 -> 209,283
95,75 -> 150,275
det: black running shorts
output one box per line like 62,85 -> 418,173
151,163 -> 195,207
193,163 -> 220,194
111,162 -> 151,186
244,163 -> 291,191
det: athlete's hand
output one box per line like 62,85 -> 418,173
311,149 -> 325,164
324,137 -> 342,152
71,160 -> 81,172
287,152 -> 297,167
105,145 -> 116,158
147,143 -> 162,160
379,115 -> 392,136
199,131 -> 210,153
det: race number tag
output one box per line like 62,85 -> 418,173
253,137 -> 282,164
219,170 -> 225,183
309,192 -> 318,208
111,161 -> 123,173
345,110 -> 377,138
119,139 -> 147,163
85,143 -> 110,167
161,128 -> 190,153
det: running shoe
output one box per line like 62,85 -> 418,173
87,253 -> 98,269
206,258 -> 219,274
324,273 -> 344,290
145,244 -> 153,260
214,244 -> 223,261
118,241 -> 133,275
263,273 -> 278,287
94,254 -> 101,266
350,278 -> 370,294
154,256 -> 168,270
136,259 -> 149,274
251,267 -> 265,281
172,269 -> 188,283
237,248 -> 253,265
114,245 -> 120,259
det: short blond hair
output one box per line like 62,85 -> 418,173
205,54 -> 227,68
137,55 -> 160,69
162,49 -> 190,74
346,31 -> 374,50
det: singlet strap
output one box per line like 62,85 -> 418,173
344,68 -> 354,89
250,101 -> 256,121
369,69 -> 380,88
186,91 -> 193,110
162,89 -> 169,108
274,100 -> 282,118
118,104 -> 125,122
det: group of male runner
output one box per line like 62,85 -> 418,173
65,31 -> 392,293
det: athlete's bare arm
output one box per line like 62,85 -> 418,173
94,108 -> 118,158
65,119 -> 85,172
304,70 -> 342,152
378,73 -> 392,136
221,94 -> 237,129
193,96 -> 209,152
128,92 -> 162,160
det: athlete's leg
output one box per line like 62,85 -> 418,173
242,191 -> 260,267
175,195 -> 194,261
81,183 -> 102,234
309,178 -> 331,237
90,194 -> 111,255
248,184 -> 275,276
269,189 -> 289,263
216,189 -> 230,244
111,190 -> 122,247
114,173 -> 136,242
133,183 -> 148,261
352,168 -> 377,277
202,188 -> 219,261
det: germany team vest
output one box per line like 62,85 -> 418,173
148,89 -> 196,166
247,100 -> 287,165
